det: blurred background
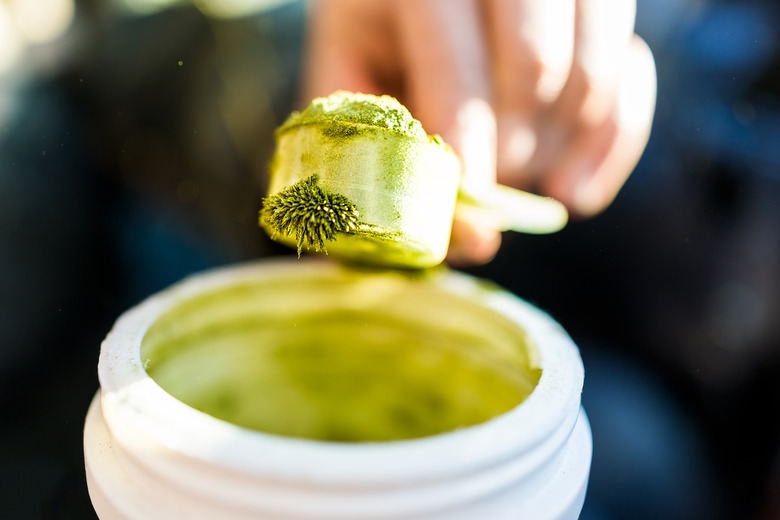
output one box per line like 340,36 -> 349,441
0,0 -> 778,518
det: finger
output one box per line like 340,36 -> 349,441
483,0 -> 576,185
394,0 -> 494,184
447,212 -> 502,266
300,0 -> 398,104
394,0 -> 501,264
552,0 -> 636,130
541,35 -> 657,216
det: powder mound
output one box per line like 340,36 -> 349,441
277,91 -> 428,140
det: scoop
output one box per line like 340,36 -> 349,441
259,92 -> 567,269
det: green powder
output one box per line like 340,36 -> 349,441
277,91 -> 428,141
140,269 -> 541,442
260,92 -> 458,268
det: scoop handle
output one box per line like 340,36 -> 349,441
456,184 -> 569,234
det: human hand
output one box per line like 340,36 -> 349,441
301,0 -> 656,265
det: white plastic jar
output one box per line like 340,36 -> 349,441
84,259 -> 591,520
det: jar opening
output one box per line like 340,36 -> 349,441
140,268 -> 541,442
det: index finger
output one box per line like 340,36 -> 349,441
393,0 -> 501,264
300,0 -> 399,103
394,0 -> 495,187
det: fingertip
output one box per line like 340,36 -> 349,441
569,172 -> 610,217
446,215 -> 502,267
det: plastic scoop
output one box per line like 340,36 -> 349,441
456,182 -> 568,235
259,92 -> 567,269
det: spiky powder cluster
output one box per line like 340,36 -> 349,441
261,175 -> 360,256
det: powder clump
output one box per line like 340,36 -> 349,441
261,174 -> 360,256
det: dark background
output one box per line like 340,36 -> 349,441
1,0 -> 778,518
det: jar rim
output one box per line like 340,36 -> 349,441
98,258 -> 584,487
